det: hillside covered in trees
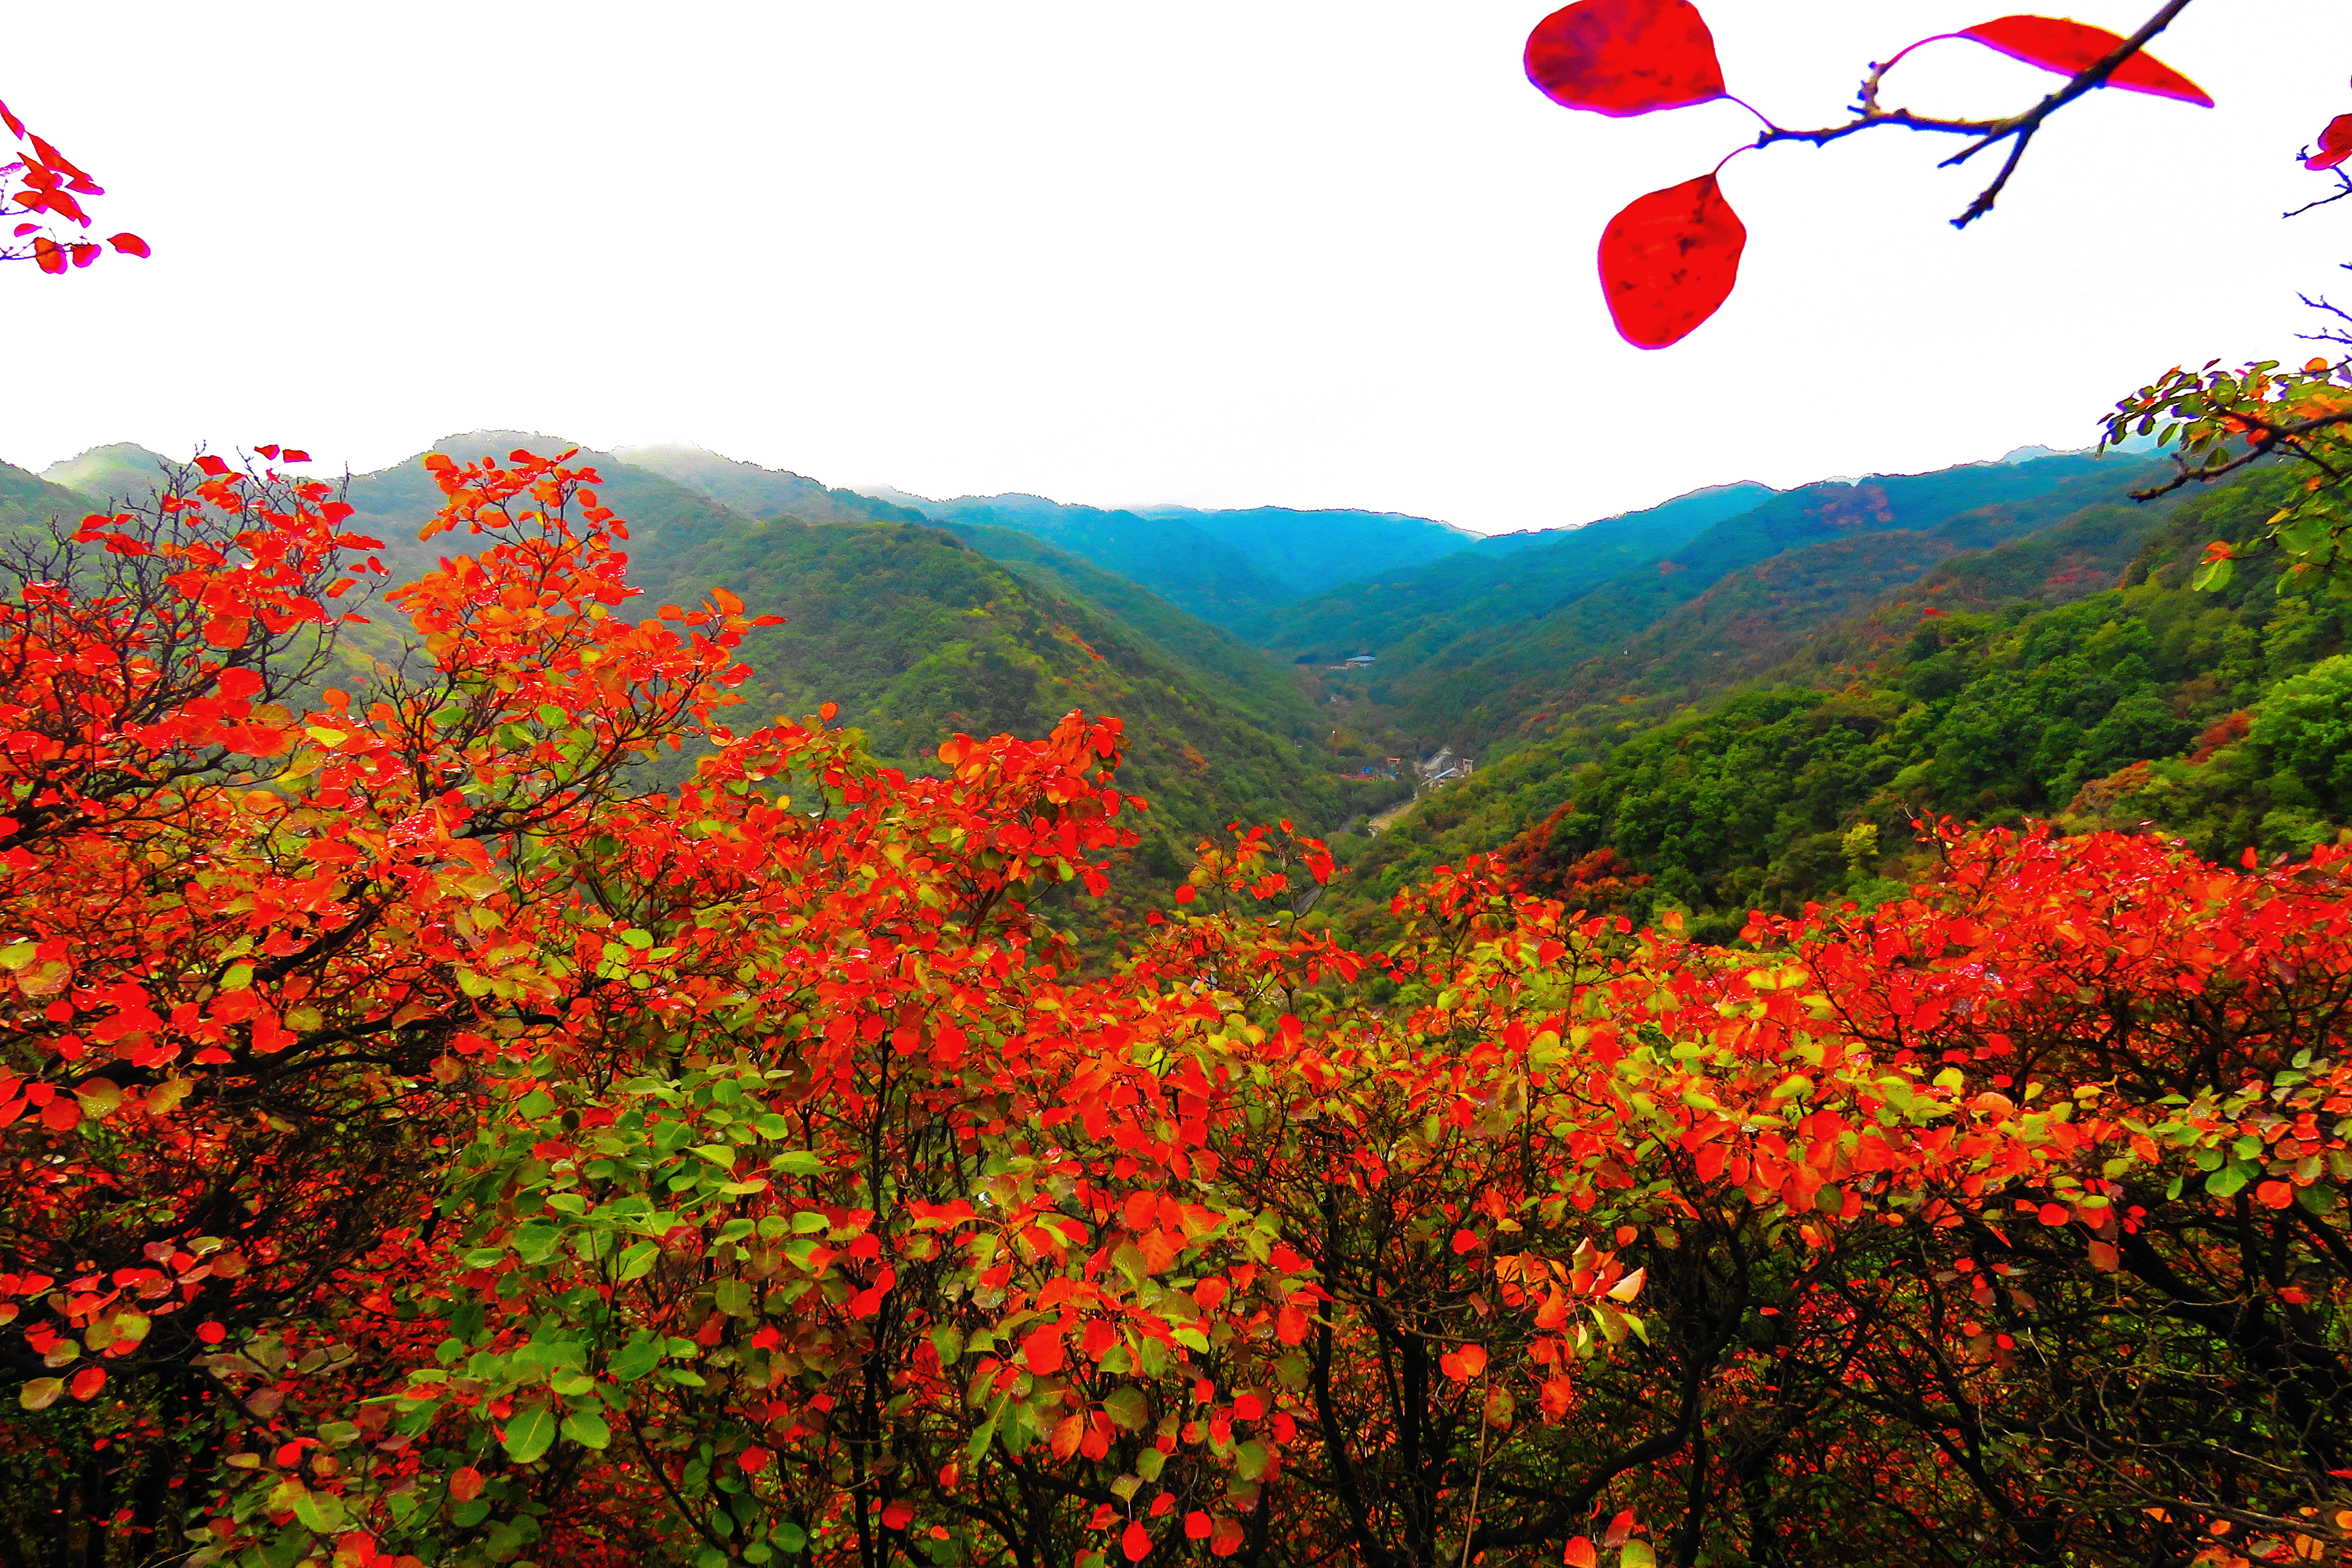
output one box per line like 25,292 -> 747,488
9,432 -> 2352,1568
14,3 -> 2352,1566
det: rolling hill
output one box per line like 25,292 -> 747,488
1,457 -> 100,535
1255,480 -> 1777,667
886,494 -> 1300,636
1356,453 -> 2154,745
1324,466 -> 2321,945
303,433 -> 1360,859
612,443 -> 928,529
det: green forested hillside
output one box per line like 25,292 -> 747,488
0,458 -> 97,532
36,443 -> 172,510
612,444 -> 927,528
639,515 -> 1354,854
1493,463 -> 2175,720
1129,503 -> 1480,596
1385,454 -> 2143,743
1255,481 -> 1775,665
908,495 -> 1300,635
1329,469 -> 2345,944
935,521 -> 1325,742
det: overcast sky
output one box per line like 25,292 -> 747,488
3,1 -> 2345,533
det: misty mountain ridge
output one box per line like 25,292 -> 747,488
0,426 -> 2250,931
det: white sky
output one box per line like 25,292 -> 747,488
2,1 -> 2345,533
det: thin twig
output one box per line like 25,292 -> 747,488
1742,0 -> 2200,229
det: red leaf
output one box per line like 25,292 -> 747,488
1955,16 -> 2212,108
106,232 -> 150,258
11,224 -> 34,237
193,454 -> 231,476
0,100 -> 23,140
448,1467 -> 484,1503
281,448 -> 311,463
2308,113 -> 2352,173
1439,1343 -> 1488,1381
1597,173 -> 1747,349
68,242 -> 96,269
1564,1540 -> 1598,1568
195,1321 -> 227,1345
68,1366 -> 105,1401
255,444 -> 280,460
1525,0 -> 1726,116
880,1500 -> 914,1530
27,135 -> 91,181
1122,1522 -> 1152,1562
32,237 -> 63,276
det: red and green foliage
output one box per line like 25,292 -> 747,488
8,454 -> 2352,1568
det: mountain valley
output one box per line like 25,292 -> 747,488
9,429 -> 2335,944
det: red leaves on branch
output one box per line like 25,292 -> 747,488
1525,4 -> 2213,342
1523,0 -> 1726,116
1597,172 -> 1746,348
3,94 -> 145,272
2308,112 -> 2352,172
1954,15 -> 2212,107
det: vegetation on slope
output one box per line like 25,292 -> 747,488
1254,481 -> 1775,667
1128,503 -> 1481,596
1331,469 -> 2348,944
934,520 -> 1326,742
612,443 -> 927,529
0,457 -> 98,533
908,494 -> 1300,635
1390,454 -> 2142,744
642,512 -> 1356,851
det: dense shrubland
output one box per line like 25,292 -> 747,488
2,452 -> 2350,1568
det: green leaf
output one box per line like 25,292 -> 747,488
561,1409 -> 612,1450
1102,1386 -> 1148,1431
616,1241 -> 659,1281
771,1150 -> 824,1174
612,1333 -> 664,1382
17,1378 -> 61,1410
288,1483 -> 350,1534
502,1403 -> 558,1464
1620,1542 -> 1657,1568
691,1144 -> 738,1169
